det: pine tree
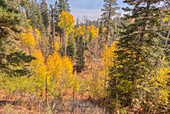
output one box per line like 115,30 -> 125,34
50,1 -> 59,51
101,0 -> 119,44
37,3 -> 46,34
50,4 -> 55,50
0,0 -> 35,76
57,0 -> 70,13
25,0 -> 45,33
109,0 -> 166,107
76,36 -> 85,72
67,36 -> 77,60
74,25 -> 86,72
40,0 -> 50,36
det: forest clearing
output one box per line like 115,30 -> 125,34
0,0 -> 169,113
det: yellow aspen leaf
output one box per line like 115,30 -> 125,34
27,19 -> 31,23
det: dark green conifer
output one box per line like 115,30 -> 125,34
40,0 -> 50,28
109,0 -> 166,107
57,0 -> 70,13
0,0 -> 35,76
101,0 -> 119,44
50,1 -> 59,52
67,37 -> 77,60
76,36 -> 85,72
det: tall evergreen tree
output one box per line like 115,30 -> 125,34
0,0 -> 35,76
76,36 -> 85,72
57,0 -> 70,13
67,36 -> 77,60
109,0 -> 166,107
37,3 -> 46,33
50,1 -> 59,51
40,0 -> 50,36
101,0 -> 119,44
24,0 -> 45,33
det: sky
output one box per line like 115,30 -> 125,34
39,0 -> 127,22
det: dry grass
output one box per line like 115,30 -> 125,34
0,90 -> 109,114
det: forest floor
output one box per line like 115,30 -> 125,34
0,90 -> 108,114
0,91 -> 33,114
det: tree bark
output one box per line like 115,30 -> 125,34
105,1 -> 111,45
64,29 -> 67,56
164,19 -> 170,48
51,9 -> 55,48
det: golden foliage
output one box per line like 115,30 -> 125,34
75,25 -> 85,37
55,41 -> 60,51
58,11 -> 75,34
83,25 -> 99,43
90,25 -> 99,38
102,41 -> 119,68
46,51 -> 74,89
150,60 -> 170,105
30,49 -> 50,84
31,49 -> 44,67
27,19 -> 31,23
162,17 -> 169,22
86,41 -> 120,98
20,27 -> 35,49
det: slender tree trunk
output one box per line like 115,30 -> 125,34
64,29 -> 67,56
73,84 -> 75,114
116,17 -> 119,41
105,2 -> 111,45
106,26 -> 109,45
116,75 -> 118,114
26,9 -> 29,19
28,46 -> 31,55
104,49 -> 107,92
104,1 -> 111,93
51,9 -> 55,48
45,66 -> 48,108
165,30 -> 170,48
60,33 -> 62,46
164,19 -> 170,48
